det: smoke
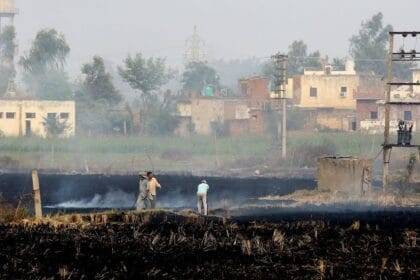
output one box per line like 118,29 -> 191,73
47,187 -> 197,209
47,187 -> 235,210
50,189 -> 135,209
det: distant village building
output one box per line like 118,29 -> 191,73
354,76 -> 384,131
0,99 -> 75,137
292,60 -> 359,131
176,97 -> 249,136
175,75 -> 296,137
239,76 -> 271,135
357,70 -> 420,134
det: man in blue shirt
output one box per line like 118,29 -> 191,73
197,180 -> 210,215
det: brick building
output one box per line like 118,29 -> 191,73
175,76 -> 278,137
239,76 -> 271,134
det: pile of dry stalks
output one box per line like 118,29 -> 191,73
0,210 -> 419,279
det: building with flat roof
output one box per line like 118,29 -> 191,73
0,99 -> 75,137
291,61 -> 361,131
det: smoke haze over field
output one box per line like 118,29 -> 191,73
14,0 -> 420,76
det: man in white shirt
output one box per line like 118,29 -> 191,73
197,180 -> 210,215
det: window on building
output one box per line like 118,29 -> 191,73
6,112 -> 15,119
340,87 -> 348,98
370,111 -> 378,120
0,112 -> 3,119
60,113 -> 69,119
404,111 -> 412,121
47,113 -> 57,119
310,87 -> 318,97
26,113 -> 36,119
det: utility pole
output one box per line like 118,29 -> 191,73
383,33 -> 394,193
271,53 -> 288,159
382,31 -> 420,193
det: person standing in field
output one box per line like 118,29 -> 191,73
136,173 -> 149,210
146,171 -> 161,209
197,180 -> 210,215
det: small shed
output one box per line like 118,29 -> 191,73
317,157 -> 373,195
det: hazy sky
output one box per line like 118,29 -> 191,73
13,0 -> 420,75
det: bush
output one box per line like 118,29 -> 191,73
0,195 -> 30,223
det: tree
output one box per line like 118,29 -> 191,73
118,53 -> 171,99
142,90 -> 180,136
79,56 -> 121,104
350,13 -> 391,77
349,12 -> 411,79
262,40 -> 323,77
210,58 -> 263,89
20,29 -> 69,74
182,62 -> 220,93
42,115 -> 70,138
332,57 -> 346,70
20,29 -> 72,100
287,40 -> 309,75
0,26 -> 16,95
119,53 -> 178,135
76,100 -> 130,136
35,71 -> 72,100
306,51 -> 323,69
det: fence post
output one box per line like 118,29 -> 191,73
32,170 -> 42,219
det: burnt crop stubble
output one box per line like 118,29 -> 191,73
0,211 -> 419,279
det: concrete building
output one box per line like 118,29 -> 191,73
175,99 -> 194,136
176,76 -> 272,137
357,70 -> 420,134
175,97 -> 250,136
190,98 -> 249,135
0,99 -> 76,137
292,61 -> 359,131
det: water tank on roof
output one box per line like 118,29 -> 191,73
0,0 -> 17,15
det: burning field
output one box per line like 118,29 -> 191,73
0,210 -> 419,279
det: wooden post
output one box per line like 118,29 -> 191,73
32,170 -> 42,219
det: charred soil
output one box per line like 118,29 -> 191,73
0,210 -> 419,279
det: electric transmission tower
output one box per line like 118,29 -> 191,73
0,0 -> 18,97
184,25 -> 207,64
